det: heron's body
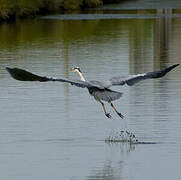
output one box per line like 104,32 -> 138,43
6,64 -> 179,119
79,78 -> 122,102
88,87 -> 122,102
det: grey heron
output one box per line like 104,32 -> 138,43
6,64 -> 179,119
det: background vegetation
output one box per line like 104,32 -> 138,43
0,0 -> 119,20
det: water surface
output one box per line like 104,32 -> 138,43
0,3 -> 181,180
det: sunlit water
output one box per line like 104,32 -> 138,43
0,2 -> 181,180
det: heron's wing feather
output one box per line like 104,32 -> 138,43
6,67 -> 90,88
108,64 -> 179,86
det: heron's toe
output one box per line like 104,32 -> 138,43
118,113 -> 124,119
105,113 -> 112,119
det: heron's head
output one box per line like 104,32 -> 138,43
71,67 -> 82,74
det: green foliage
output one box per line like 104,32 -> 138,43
83,0 -> 103,7
16,0 -> 43,16
102,0 -> 120,3
0,0 -> 15,19
63,0 -> 83,9
0,0 -> 115,20
42,0 -> 64,11
0,0 -> 64,19
62,0 -> 103,9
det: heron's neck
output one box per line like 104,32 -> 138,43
77,71 -> 86,81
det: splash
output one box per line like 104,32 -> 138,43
105,130 -> 138,144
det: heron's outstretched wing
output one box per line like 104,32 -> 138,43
6,67 -> 92,88
107,64 -> 179,87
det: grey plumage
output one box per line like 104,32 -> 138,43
6,64 -> 179,118
88,87 -> 123,102
106,64 -> 179,87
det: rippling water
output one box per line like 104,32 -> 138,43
0,3 -> 181,180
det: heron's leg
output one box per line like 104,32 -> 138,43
96,98 -> 111,119
109,102 -> 124,119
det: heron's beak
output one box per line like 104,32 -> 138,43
71,68 -> 75,72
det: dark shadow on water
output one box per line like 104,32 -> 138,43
87,160 -> 124,180
105,140 -> 158,144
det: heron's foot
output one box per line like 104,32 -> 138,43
105,113 -> 112,119
117,112 -> 124,119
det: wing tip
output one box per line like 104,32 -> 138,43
6,67 -> 16,77
166,64 -> 180,73
6,67 -> 12,73
172,64 -> 180,68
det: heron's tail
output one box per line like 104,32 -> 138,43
93,89 -> 122,102
105,89 -> 123,101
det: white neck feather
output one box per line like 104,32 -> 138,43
77,71 -> 86,81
